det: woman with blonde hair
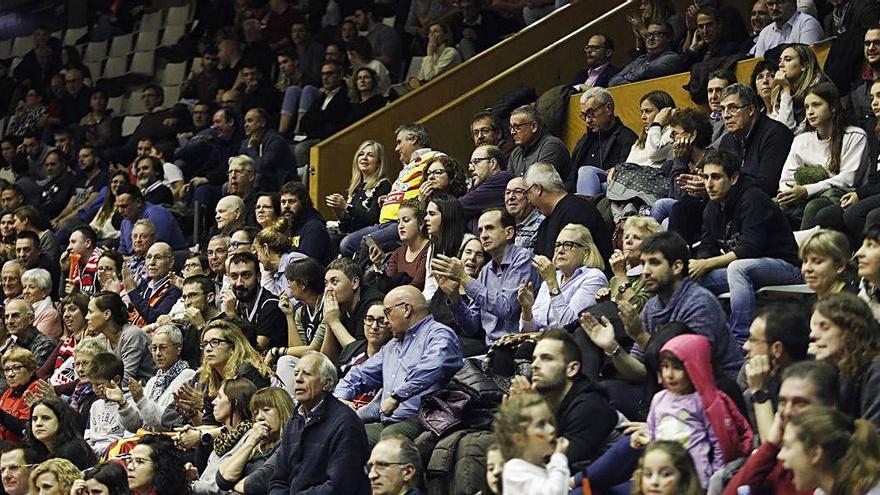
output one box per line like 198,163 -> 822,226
778,405 -> 880,494
605,216 -> 662,311
770,44 -> 829,131
217,387 -> 295,493
198,321 -> 273,406
253,226 -> 296,304
325,140 -> 391,236
799,229 -> 855,299
518,223 -> 607,331
29,458 -> 82,494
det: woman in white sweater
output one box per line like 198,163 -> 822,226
418,23 -> 462,83
118,325 -> 196,431
777,82 -> 868,230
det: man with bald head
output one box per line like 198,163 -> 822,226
505,176 -> 544,249
335,285 -> 463,445
124,242 -> 182,325
1,261 -> 23,305
215,195 -> 245,236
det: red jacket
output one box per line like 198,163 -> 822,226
662,334 -> 754,462
723,441 -> 812,495
0,379 -> 40,441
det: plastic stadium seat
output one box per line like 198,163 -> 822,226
10,36 -> 32,58
0,39 -> 11,59
83,40 -> 108,63
102,56 -> 127,79
134,31 -> 159,52
130,51 -> 155,75
160,25 -> 186,47
125,92 -> 148,115
161,61 -> 187,86
164,85 -> 181,104
84,61 -> 102,81
165,4 -> 192,26
107,96 -> 124,115
109,33 -> 133,57
121,115 -> 143,136
63,26 -> 88,46
139,11 -> 163,32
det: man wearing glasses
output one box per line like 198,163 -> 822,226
0,445 -> 33,495
750,0 -> 822,56
572,34 -> 619,90
718,84 -> 793,196
58,67 -> 92,126
459,145 -> 513,230
335,285 -> 462,446
505,176 -> 545,249
507,105 -> 571,178
126,242 -> 182,326
609,21 -> 682,87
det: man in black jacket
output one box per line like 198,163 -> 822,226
849,27 -> 880,128
718,84 -> 793,196
241,108 -> 298,191
690,150 -> 802,343
571,34 -> 619,89
525,163 -> 612,261
514,328 -> 618,470
565,87 -> 637,195
295,61 -> 352,167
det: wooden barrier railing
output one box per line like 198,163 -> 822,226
563,42 -> 833,148
309,0 -> 631,215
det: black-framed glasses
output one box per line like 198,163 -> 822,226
425,169 -> 447,178
579,105 -> 608,120
583,44 -> 606,52
554,241 -> 585,252
720,103 -> 753,115
364,315 -> 389,327
865,40 -> 880,48
367,461 -> 410,473
504,188 -> 526,197
524,183 -> 540,196
149,343 -> 176,353
2,364 -> 26,375
644,31 -> 668,39
383,302 -> 408,317
469,156 -> 492,166
509,122 -> 533,134
200,338 -> 231,350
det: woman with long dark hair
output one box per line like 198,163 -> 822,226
126,435 -> 190,495
777,82 -> 867,230
25,397 -> 97,470
422,193 -> 466,300
72,462 -> 131,495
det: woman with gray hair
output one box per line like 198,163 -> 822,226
21,268 -> 61,339
117,324 -> 196,431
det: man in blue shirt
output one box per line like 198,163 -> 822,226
434,208 -> 540,345
334,285 -> 463,446
115,183 -> 188,255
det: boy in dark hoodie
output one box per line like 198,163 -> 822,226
690,150 -> 802,343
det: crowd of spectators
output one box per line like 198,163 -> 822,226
3,0 -> 880,494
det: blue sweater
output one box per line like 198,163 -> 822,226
268,395 -> 370,495
640,278 -> 743,378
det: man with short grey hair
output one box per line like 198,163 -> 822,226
507,105 -> 571,178
4,299 -> 56,369
268,351 -> 370,494
1,260 -> 23,304
368,436 -> 423,495
124,242 -> 182,326
565,87 -> 637,195
718,83 -> 793,196
505,176 -> 544,249
525,163 -> 611,260
215,195 -> 245,236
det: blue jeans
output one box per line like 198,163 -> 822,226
281,85 -> 321,116
651,198 -> 677,224
576,166 -> 608,196
339,221 -> 401,257
699,258 -> 804,341
572,436 -> 639,495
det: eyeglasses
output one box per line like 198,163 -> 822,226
127,456 -> 152,468
149,344 -> 176,353
509,122 -> 533,134
720,103 -> 753,115
182,291 -> 205,301
554,241 -> 585,251
229,241 -> 248,249
383,302 -> 408,317
2,364 -> 26,375
504,188 -> 526,197
865,40 -> 880,48
472,126 -> 494,137
644,31 -> 668,39
364,315 -> 389,327
425,169 -> 447,178
469,157 -> 492,166
579,106 -> 608,120
200,338 -> 231,350
367,461 -> 410,473
524,183 -> 540,196
583,44 -> 606,52
0,464 -> 23,474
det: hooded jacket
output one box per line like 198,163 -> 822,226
289,206 -> 332,265
698,175 -> 799,266
661,334 -> 754,463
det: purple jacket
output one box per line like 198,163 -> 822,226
459,170 -> 514,233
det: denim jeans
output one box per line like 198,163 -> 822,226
651,198 -> 678,224
576,166 -> 609,196
339,221 -> 401,257
699,258 -> 804,341
281,85 -> 321,116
